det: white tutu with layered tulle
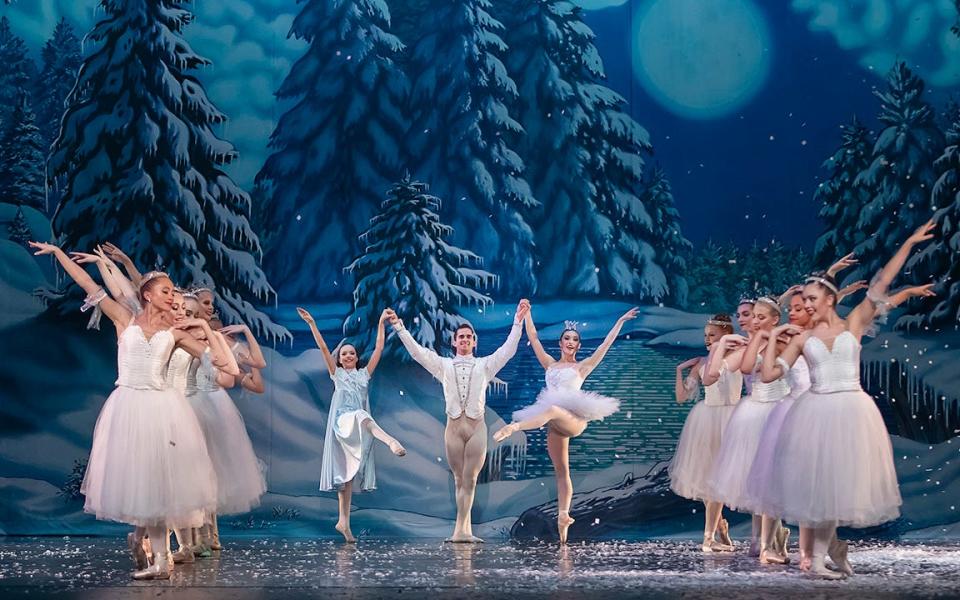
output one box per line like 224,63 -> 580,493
706,398 -> 780,511
513,387 -> 620,422
668,401 -> 737,501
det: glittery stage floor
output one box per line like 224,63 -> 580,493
1,537 -> 958,599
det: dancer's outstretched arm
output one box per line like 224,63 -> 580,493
101,242 -> 143,287
485,299 -> 530,376
675,357 -> 702,404
298,307 -> 336,376
69,249 -> 136,310
365,310 -> 389,376
579,307 -> 639,376
220,323 -> 267,369
29,242 -> 133,330
848,220 -> 935,337
702,334 -> 747,385
888,284 -> 936,307
385,308 -> 444,378
826,252 -> 858,278
524,310 -> 556,369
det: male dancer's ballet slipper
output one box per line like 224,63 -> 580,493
127,532 -> 149,570
132,562 -> 170,581
828,539 -> 854,577
492,423 -> 521,443
716,518 -> 734,547
558,511 -> 575,545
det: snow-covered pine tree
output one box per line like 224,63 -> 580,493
643,166 -> 691,306
256,0 -> 409,300
851,61 -> 942,283
0,16 -> 36,123
7,204 -> 32,247
496,0 -> 660,298
0,94 -> 46,210
683,240 -> 731,312
36,18 -> 83,152
48,0 -> 286,339
401,0 -> 537,296
896,105 -> 960,332
812,117 -> 874,271
343,176 -> 496,358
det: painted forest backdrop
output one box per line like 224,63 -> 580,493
1,0 -> 960,540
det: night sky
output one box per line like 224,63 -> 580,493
586,1 -> 955,251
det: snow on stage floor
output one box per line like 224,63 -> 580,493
1,537 -> 958,599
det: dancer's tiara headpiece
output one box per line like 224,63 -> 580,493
563,320 -> 580,332
138,271 -> 169,292
738,297 -> 756,305
755,295 -> 781,314
805,276 -> 839,295
707,318 -> 730,327
191,287 -> 213,296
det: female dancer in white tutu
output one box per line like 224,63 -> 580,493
492,307 -> 638,544
298,307 -> 407,543
669,314 -> 744,552
183,292 -> 267,552
29,241 -> 224,580
758,221 -> 936,579
707,296 -> 791,564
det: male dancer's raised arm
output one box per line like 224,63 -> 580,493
385,309 -> 444,378
484,299 -> 530,376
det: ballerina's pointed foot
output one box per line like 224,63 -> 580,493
775,525 -> 791,557
335,522 -> 357,543
558,511 -> 575,545
389,440 -> 406,457
716,518 -> 734,547
828,539 -> 854,577
127,532 -> 148,570
132,563 -> 170,581
492,423 -> 521,443
701,538 -> 735,553
759,549 -> 790,565
445,533 -> 484,543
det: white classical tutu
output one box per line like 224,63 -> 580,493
741,396 -> 795,515
668,402 -> 737,501
188,388 -> 266,515
512,387 -> 619,422
706,399 -> 780,511
762,389 -> 902,527
81,387 -> 218,529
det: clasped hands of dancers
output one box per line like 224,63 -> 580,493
669,220 -> 938,580
29,218 -> 937,582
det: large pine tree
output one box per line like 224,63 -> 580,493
401,0 -> 537,296
643,166 -> 690,305
0,16 -> 36,123
497,0 -> 661,298
851,62 -> 942,283
812,117 -> 874,273
7,204 -> 32,247
0,94 -> 46,210
343,176 -> 495,358
49,0 -> 285,339
256,0 -> 409,300
36,18 -> 83,152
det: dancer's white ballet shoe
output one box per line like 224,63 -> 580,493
127,532 -> 148,570
716,518 -> 734,548
828,539 -> 854,577
701,537 -> 735,553
389,440 -> 406,457
132,562 -> 170,580
558,511 -> 575,545
809,556 -> 845,580
171,546 -> 195,564
492,423 -> 521,443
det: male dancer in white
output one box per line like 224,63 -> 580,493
386,299 -> 530,542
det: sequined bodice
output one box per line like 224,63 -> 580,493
803,331 -> 861,394
185,350 -> 220,395
545,365 -> 585,391
748,354 -> 790,402
702,364 -> 742,407
115,325 -> 175,390
165,347 -> 193,394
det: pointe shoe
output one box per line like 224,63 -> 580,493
828,539 -> 854,577
558,511 -> 575,545
127,532 -> 149,570
748,540 -> 761,557
716,518 -> 734,547
335,522 -> 357,543
209,533 -> 222,551
701,538 -> 735,553
759,549 -> 790,565
389,440 -> 406,457
132,562 -> 170,580
774,525 -> 790,558
444,533 -> 483,543
809,556 -> 845,580
191,543 -> 212,558
492,423 -> 520,443
171,546 -> 195,564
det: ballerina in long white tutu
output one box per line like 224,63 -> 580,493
758,221 -> 938,579
668,314 -> 743,552
298,307 -> 406,543
492,306 -> 638,544
28,241 -> 229,580
707,296 -> 791,563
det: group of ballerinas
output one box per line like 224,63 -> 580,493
297,300 -> 638,545
29,241 -> 268,580
668,220 -> 938,579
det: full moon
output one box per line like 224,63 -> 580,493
632,0 -> 772,119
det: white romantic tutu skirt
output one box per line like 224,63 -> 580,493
741,396 -> 796,515
320,409 -> 376,492
188,389 -> 266,515
669,402 -> 737,502
512,388 -> 620,423
706,399 -> 779,511
761,389 -> 902,528
81,387 -> 217,529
